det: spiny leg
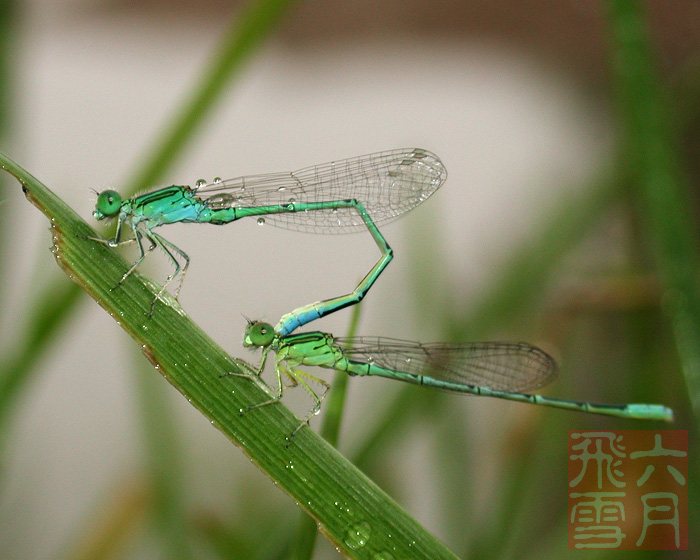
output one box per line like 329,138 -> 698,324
113,229 -> 155,290
152,231 -> 191,299
231,353 -> 331,443
238,352 -> 287,414
284,365 -> 331,441
82,213 -> 137,248
221,348 -> 286,405
145,230 -> 190,315
275,199 -> 393,335
82,215 -> 138,262
84,219 -> 157,293
84,234 -> 137,248
86,231 -> 143,291
225,357 -> 259,378
224,347 -> 271,381
82,212 -> 122,243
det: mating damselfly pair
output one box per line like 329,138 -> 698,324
90,148 -> 673,435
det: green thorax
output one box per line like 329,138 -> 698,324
277,331 -> 346,370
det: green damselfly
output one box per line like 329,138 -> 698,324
232,321 -> 674,438
90,148 -> 446,326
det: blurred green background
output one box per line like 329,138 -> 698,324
0,1 -> 697,559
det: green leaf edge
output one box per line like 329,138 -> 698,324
2,152 -> 460,560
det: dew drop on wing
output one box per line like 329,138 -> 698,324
257,218 -> 265,226
195,178 -> 207,187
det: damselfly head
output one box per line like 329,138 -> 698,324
93,189 -> 122,220
243,321 -> 275,349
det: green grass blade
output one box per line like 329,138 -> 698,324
0,0 -> 18,325
4,154 -> 460,559
605,0 -> 700,424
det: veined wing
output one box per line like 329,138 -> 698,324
334,336 -> 557,392
197,148 -> 446,234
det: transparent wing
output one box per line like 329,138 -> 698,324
196,148 -> 446,234
334,337 -> 557,392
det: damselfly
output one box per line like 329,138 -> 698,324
90,148 -> 446,325
232,321 -> 674,438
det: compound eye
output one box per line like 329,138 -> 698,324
246,322 -> 275,347
95,190 -> 122,218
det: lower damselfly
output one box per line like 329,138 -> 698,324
231,321 -> 674,438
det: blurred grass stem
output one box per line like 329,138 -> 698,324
606,0 -> 700,423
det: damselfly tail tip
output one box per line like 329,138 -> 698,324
628,403 -> 675,423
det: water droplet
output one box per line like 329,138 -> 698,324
344,522 -> 371,551
277,186 -> 286,192
372,552 -> 396,560
213,176 -> 222,184
288,197 -> 296,203
334,501 -> 352,514
195,178 -> 207,187
257,218 -> 265,226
